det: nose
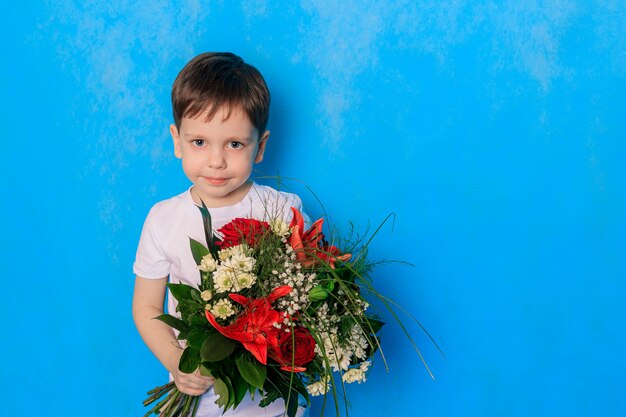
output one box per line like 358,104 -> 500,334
206,148 -> 226,169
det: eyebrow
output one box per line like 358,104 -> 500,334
182,133 -> 253,142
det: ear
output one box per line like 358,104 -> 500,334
254,130 -> 270,163
170,124 -> 182,158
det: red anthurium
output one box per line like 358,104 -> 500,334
289,207 -> 352,269
205,286 -> 292,365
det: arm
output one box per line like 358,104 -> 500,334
132,276 -> 213,395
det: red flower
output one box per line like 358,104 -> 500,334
216,218 -> 270,249
289,207 -> 352,269
205,286 -> 292,365
271,327 -> 317,372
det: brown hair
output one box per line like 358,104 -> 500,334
171,52 -> 270,136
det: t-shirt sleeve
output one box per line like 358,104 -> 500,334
133,206 -> 171,279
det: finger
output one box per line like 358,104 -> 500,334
181,386 -> 207,396
193,369 -> 215,381
180,376 -> 213,390
186,374 -> 214,384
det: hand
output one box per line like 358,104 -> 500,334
171,366 -> 214,396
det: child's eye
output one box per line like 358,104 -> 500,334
228,141 -> 243,149
193,139 -> 205,147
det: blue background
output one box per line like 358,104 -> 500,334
2,1 -> 625,416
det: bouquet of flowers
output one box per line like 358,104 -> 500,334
142,204 -> 434,417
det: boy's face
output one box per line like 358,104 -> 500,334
170,105 -> 268,207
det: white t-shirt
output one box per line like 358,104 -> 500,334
134,182 -> 308,417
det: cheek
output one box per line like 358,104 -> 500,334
181,154 -> 202,172
231,153 -> 256,170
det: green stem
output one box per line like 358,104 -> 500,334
147,381 -> 176,395
191,396 -> 200,417
148,389 -> 178,417
180,394 -> 193,416
144,382 -> 176,406
160,390 -> 181,416
143,387 -> 178,417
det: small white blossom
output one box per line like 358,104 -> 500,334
226,253 -> 256,273
306,380 -> 330,396
213,267 -> 235,293
218,244 -> 249,261
211,299 -> 235,319
270,218 -> 291,237
201,290 -> 213,301
342,368 -> 366,384
338,353 -> 352,371
198,255 -> 217,272
232,272 -> 256,291
350,325 -> 370,360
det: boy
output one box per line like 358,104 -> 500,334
132,52 -> 307,416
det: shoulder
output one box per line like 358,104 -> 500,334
140,190 -> 195,234
145,190 -> 190,219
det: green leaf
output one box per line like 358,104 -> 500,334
187,328 -> 208,350
259,387 -> 280,408
167,283 -> 194,303
308,285 -> 329,301
189,238 -> 209,267
196,201 -> 217,254
177,298 -> 204,321
213,378 -> 229,409
200,333 -> 236,362
224,375 -> 236,410
286,392 -> 299,417
191,288 -> 204,304
229,370 -> 249,408
199,363 -> 213,377
179,347 -> 200,374
189,315 -> 209,327
235,355 -> 267,389
288,377 -> 308,401
365,317 -> 385,334
153,314 -> 189,333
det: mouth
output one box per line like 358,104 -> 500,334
202,177 -> 229,186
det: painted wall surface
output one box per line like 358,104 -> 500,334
2,1 -> 625,416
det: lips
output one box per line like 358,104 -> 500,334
203,177 -> 228,186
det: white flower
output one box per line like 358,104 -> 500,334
232,272 -> 256,291
270,218 -> 290,237
306,380 -> 330,396
350,325 -> 370,360
339,353 -> 352,371
342,367 -> 367,384
198,254 -> 217,272
227,253 -> 256,273
211,299 -> 236,319
213,267 -> 235,293
218,244 -> 248,261
314,330 -> 353,371
201,290 -> 213,301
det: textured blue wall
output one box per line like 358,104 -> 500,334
2,1 -> 625,416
